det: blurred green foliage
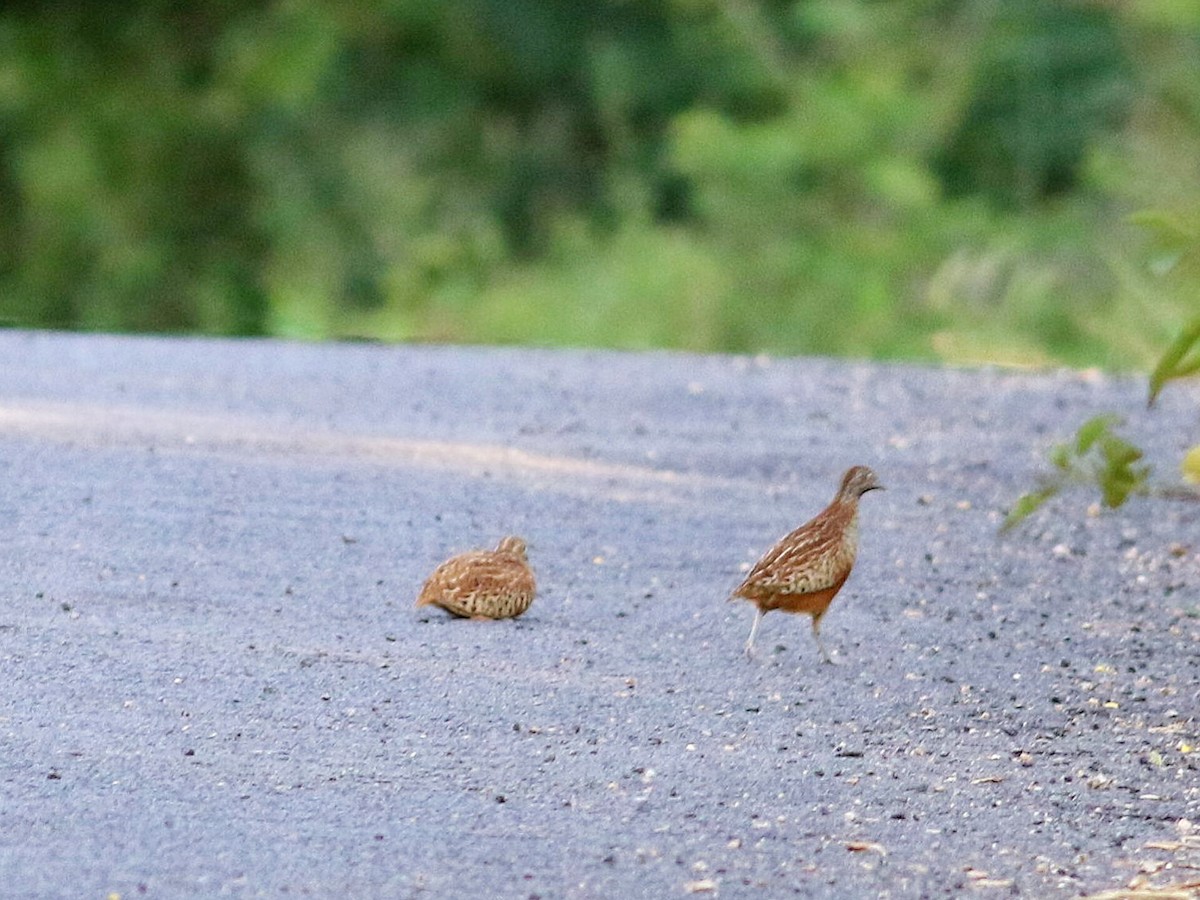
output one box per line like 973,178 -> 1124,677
1002,414 -> 1150,531
1003,211 -> 1199,532
1139,208 -> 1200,405
0,0 -> 1197,363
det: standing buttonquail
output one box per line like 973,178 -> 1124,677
731,465 -> 883,662
416,535 -> 536,620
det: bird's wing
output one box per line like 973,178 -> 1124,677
734,506 -> 851,597
419,551 -> 534,605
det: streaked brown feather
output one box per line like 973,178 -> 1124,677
734,500 -> 857,601
417,535 -> 536,620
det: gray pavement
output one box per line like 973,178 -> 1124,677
0,329 -> 1197,898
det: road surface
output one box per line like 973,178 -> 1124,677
0,330 -> 1196,897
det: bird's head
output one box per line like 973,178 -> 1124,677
496,535 -> 528,558
838,465 -> 883,499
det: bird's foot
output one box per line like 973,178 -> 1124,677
819,646 -> 844,666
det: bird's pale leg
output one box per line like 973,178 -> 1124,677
744,608 -> 763,658
812,616 -> 839,665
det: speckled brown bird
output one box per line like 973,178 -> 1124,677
416,535 -> 536,620
731,465 -> 883,662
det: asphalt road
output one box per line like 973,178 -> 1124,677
0,330 -> 1197,899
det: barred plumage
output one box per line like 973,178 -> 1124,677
416,535 -> 536,620
732,465 -> 882,662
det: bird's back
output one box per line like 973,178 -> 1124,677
417,548 -> 536,618
734,500 -> 859,601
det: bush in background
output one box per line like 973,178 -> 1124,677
0,0 -> 1196,366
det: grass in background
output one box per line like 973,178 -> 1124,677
0,1 -> 1197,371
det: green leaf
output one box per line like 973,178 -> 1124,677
1148,316 -> 1200,407
1001,486 -> 1059,532
1098,459 -> 1150,508
1075,414 -> 1121,454
1100,435 -> 1143,468
1099,477 -> 1124,508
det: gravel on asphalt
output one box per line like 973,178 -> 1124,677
0,330 -> 1197,898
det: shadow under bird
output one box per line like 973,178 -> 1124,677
730,465 -> 883,663
416,535 -> 537,620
